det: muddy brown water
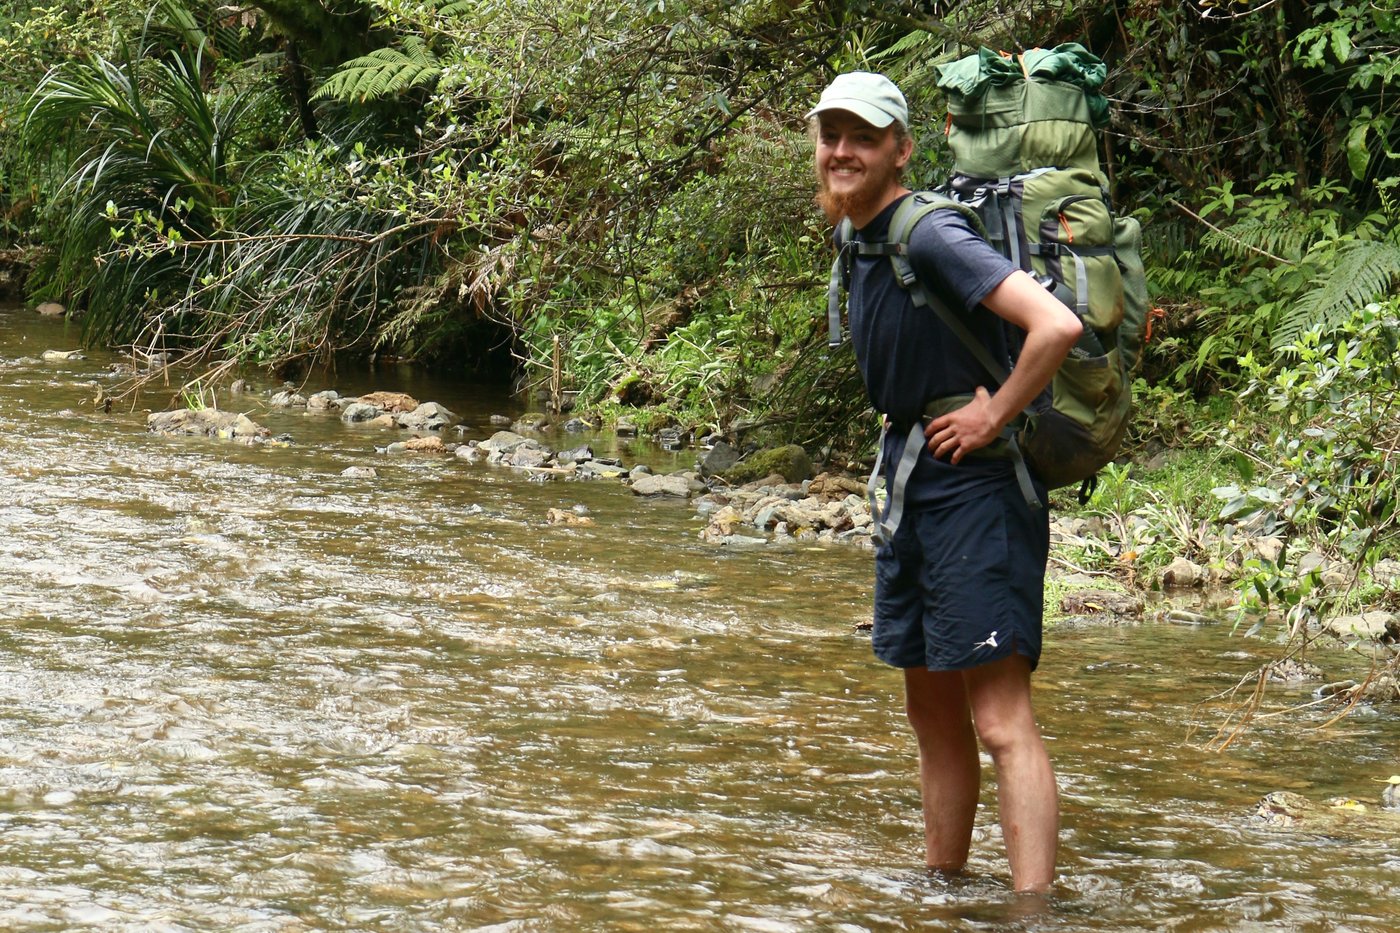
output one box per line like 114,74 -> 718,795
1,306 -> 1397,931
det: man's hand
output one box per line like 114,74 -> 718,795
925,386 -> 999,464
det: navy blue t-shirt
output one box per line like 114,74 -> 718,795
846,194 -> 1020,509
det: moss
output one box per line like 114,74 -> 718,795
722,444 -> 812,485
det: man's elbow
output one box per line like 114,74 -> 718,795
1053,308 -> 1084,352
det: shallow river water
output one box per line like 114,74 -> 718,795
1,306 -> 1397,931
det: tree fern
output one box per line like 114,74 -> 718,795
1274,235 -> 1400,350
1202,214 -> 1317,264
312,37 -> 442,103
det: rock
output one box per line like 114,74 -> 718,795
698,440 -> 741,478
557,445 -> 594,465
1324,611 -> 1398,642
455,444 -> 483,462
630,473 -> 692,498
699,506 -> 745,541
1058,588 -> 1144,618
268,390 -> 308,408
615,418 -> 637,437
1254,791 -> 1313,827
628,464 -> 653,479
147,409 -> 270,441
35,302 -> 65,316
396,402 -> 457,431
479,430 -> 529,454
399,435 -> 445,453
1160,557 -> 1207,588
341,402 -> 384,423
1372,559 -> 1400,585
656,427 -> 687,450
1264,658 -> 1323,682
489,414 -> 513,426
1161,608 -> 1216,625
512,412 -> 551,433
547,508 -> 595,527
41,349 -> 85,361
561,417 -> 592,433
722,444 -> 813,485
504,443 -> 554,468
307,390 -> 339,411
808,472 -> 866,498
357,391 -> 419,413
340,466 -> 377,478
230,379 -> 250,395
1253,536 -> 1284,563
576,460 -> 626,480
1297,551 -> 1326,575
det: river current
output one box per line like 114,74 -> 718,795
0,306 -> 1396,931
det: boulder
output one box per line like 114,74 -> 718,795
511,412 -> 551,433
547,508 -> 595,527
147,408 -> 269,441
35,302 -> 65,317
1059,588 -> 1144,618
41,349 -> 85,361
340,466 -> 378,478
307,390 -> 340,411
480,431 -> 531,455
268,390 -> 308,408
808,472 -> 866,498
698,440 -> 741,478
396,402 -> 457,431
394,435 -> 445,453
357,391 -> 419,413
504,442 -> 554,468
722,445 -> 813,485
1324,611 -> 1398,642
630,474 -> 692,498
557,445 -> 594,465
340,402 -> 384,423
1160,557 -> 1207,588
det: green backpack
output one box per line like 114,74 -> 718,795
827,43 -> 1147,521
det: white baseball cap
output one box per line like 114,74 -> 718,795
806,72 -> 909,129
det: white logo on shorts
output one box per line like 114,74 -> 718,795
973,631 -> 999,651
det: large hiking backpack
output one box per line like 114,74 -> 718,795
826,44 -> 1148,517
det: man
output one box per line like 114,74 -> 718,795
808,72 -> 1082,893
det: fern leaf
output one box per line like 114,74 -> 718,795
1274,240 -> 1400,350
312,38 -> 442,103
1203,215 -> 1314,263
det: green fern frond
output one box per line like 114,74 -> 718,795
1203,215 -> 1315,263
1274,239 -> 1400,350
312,37 -> 442,103
433,0 -> 477,15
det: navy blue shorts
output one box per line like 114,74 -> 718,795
871,481 -> 1049,671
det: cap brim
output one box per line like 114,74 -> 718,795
804,99 -> 896,128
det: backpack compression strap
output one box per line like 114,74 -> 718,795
888,194 -> 1043,509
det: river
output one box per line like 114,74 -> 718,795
1,306 -> 1396,931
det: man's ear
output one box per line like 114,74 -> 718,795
894,135 -> 914,169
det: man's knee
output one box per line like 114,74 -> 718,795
970,709 -> 1037,758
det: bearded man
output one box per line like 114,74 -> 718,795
809,72 -> 1081,893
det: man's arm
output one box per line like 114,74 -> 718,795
924,270 -> 1082,464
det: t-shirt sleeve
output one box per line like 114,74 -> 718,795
906,209 -> 1016,312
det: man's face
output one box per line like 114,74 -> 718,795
814,110 -> 910,224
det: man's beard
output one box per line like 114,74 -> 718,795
815,158 -> 902,225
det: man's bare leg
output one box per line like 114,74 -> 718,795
903,666 -> 980,873
963,653 -> 1059,892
